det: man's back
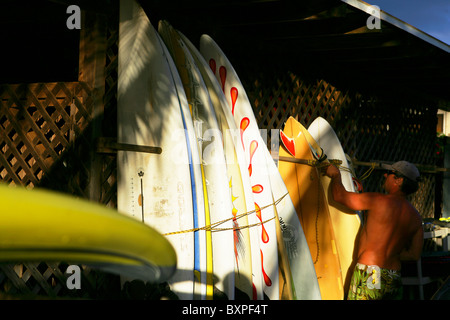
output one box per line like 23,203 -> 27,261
356,193 -> 423,270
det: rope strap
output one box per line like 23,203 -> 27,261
278,155 -> 378,182
163,192 -> 289,236
278,156 -> 342,168
358,162 -> 376,181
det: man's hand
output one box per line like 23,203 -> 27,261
325,164 -> 340,179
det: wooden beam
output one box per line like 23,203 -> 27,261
351,160 -> 450,174
277,156 -> 449,173
96,137 -> 162,155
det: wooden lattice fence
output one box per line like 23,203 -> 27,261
0,82 -> 93,191
245,70 -> 439,218
333,99 -> 438,217
0,262 -> 120,299
0,5 -> 120,298
0,81 -> 122,299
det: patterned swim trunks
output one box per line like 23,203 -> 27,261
347,263 -> 403,300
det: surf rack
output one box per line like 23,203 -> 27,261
96,137 -> 162,154
163,192 -> 289,236
278,156 -> 342,169
351,159 -> 450,174
279,156 -> 450,177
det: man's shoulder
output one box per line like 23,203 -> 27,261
365,193 -> 406,215
365,192 -> 392,203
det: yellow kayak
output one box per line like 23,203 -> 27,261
0,184 -> 177,283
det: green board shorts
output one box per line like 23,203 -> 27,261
347,263 -> 403,300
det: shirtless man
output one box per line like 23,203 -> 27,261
325,161 -> 424,300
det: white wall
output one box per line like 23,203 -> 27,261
438,109 -> 450,136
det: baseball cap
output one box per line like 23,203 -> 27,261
381,161 -> 420,182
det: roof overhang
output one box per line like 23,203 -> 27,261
1,0 -> 449,109
342,0 -> 450,54
147,0 -> 450,109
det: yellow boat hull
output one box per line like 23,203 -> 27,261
0,184 -> 177,282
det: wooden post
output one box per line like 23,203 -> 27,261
444,138 -> 450,219
78,10 -> 107,202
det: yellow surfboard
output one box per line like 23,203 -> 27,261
278,117 -> 344,300
0,184 -> 176,283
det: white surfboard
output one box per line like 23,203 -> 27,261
179,31 -> 263,300
308,117 -> 361,292
200,34 -> 280,299
159,21 -> 235,300
117,0 -> 196,299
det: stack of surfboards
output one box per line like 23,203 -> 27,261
116,0 -> 326,300
198,30 -> 321,300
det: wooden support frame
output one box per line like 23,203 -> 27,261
96,137 -> 162,154
78,9 -> 107,203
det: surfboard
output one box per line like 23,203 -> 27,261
0,184 -> 176,283
177,30 -> 260,300
117,0 -> 196,299
345,154 -> 364,193
200,34 -> 283,299
159,21 -> 235,300
279,116 -> 344,300
308,117 -> 361,292
156,22 -> 209,301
